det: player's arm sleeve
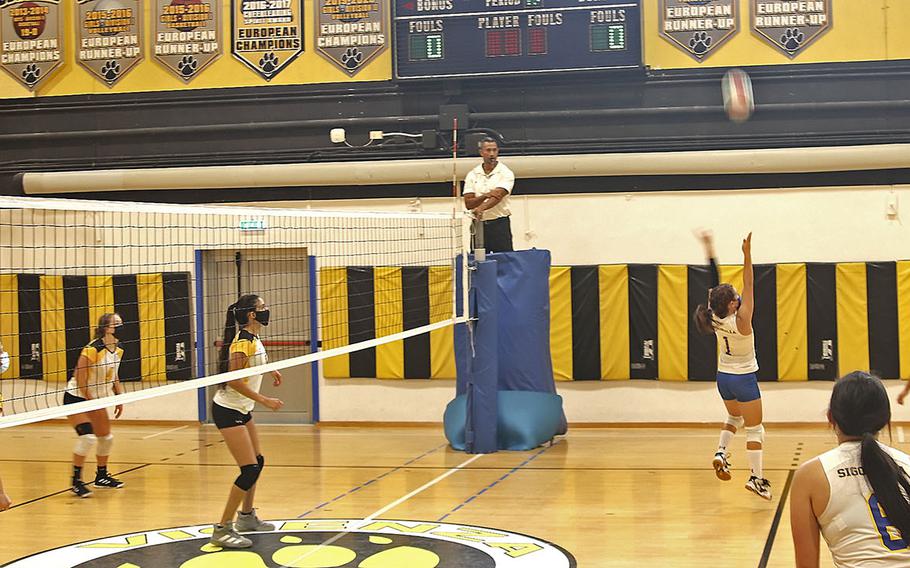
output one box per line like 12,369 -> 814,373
230,339 -> 256,358
709,258 -> 720,289
80,345 -> 99,365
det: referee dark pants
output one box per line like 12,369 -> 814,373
478,216 -> 513,253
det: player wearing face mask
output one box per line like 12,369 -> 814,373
63,313 -> 126,497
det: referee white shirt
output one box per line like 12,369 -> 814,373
463,161 -> 515,219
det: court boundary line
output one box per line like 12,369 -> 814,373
757,469 -> 795,568
4,464 -> 149,511
438,442 -> 557,522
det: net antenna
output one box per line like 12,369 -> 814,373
0,195 -> 469,428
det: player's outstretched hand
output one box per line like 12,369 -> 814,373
742,232 -> 752,254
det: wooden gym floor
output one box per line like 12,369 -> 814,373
0,423 -> 871,567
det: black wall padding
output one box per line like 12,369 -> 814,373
628,264 -> 658,380
687,266 -> 716,381
17,274 -> 42,379
866,262 -> 900,379
807,263 -> 838,380
570,266 -> 601,380
347,267 -> 376,378
754,264 -> 778,382
402,266 -> 431,379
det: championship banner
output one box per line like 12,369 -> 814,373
659,0 -> 737,61
154,0 -> 222,82
0,0 -> 62,91
751,0 -> 831,58
77,0 -> 143,87
315,0 -> 386,76
232,0 -> 304,80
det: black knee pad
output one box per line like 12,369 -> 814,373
74,422 -> 94,436
234,463 -> 261,491
257,454 -> 264,469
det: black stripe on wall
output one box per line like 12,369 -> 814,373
687,266 -> 716,382
162,272 -> 193,380
570,266 -> 601,380
113,274 -> 141,382
402,266 -> 430,379
866,262 -> 900,379
347,267 -> 376,378
628,264 -> 658,380
754,264 -> 778,382
17,274 -> 42,379
62,275 -> 90,380
806,263 -> 838,380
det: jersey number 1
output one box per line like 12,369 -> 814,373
723,337 -> 732,356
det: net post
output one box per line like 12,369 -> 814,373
308,254 -> 320,423
194,249 -> 207,422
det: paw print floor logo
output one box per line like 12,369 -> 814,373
340,48 -> 364,71
259,52 -> 280,75
178,56 -> 199,78
21,64 -> 41,87
751,0 -> 831,58
2,519 -> 576,567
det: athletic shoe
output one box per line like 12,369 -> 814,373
71,482 -> 93,498
745,476 -> 772,500
712,451 -> 732,481
236,509 -> 275,532
210,522 -> 252,549
94,473 -> 125,489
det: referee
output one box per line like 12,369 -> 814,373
463,137 -> 515,252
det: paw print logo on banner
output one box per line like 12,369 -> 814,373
21,64 -> 41,86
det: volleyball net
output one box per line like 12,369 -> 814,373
0,196 -> 469,428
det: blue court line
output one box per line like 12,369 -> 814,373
297,442 -> 448,518
437,442 -> 557,522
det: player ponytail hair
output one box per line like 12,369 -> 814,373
830,371 -> 910,542
693,284 -> 738,335
218,294 -> 260,374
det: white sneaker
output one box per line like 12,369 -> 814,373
210,522 -> 252,549
745,476 -> 772,500
712,452 -> 732,481
235,508 -> 275,532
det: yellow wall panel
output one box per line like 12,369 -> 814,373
429,266 -> 456,379
898,261 -> 910,379
374,266 -> 403,379
319,267 -> 349,379
599,265 -> 629,380
550,267 -> 573,381
718,264 -> 744,295
138,273 -> 166,382
0,275 -> 19,379
658,265 -> 687,381
777,264 -> 808,381
87,275 -> 114,331
836,262 -> 870,377
40,276 -> 67,382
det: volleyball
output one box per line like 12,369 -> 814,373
722,68 -> 754,123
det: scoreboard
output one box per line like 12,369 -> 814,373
394,0 -> 641,79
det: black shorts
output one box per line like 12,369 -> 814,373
212,402 -> 252,429
63,391 -> 86,405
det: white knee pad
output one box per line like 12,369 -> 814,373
96,434 -> 114,457
745,424 -> 765,444
74,434 -> 97,457
725,415 -> 745,430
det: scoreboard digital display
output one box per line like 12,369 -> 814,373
395,0 -> 641,79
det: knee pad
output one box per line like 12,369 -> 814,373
74,422 -> 94,436
745,424 -> 765,444
234,464 -> 261,491
257,454 -> 264,469
725,415 -> 745,431
74,434 -> 97,457
96,434 -> 114,456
